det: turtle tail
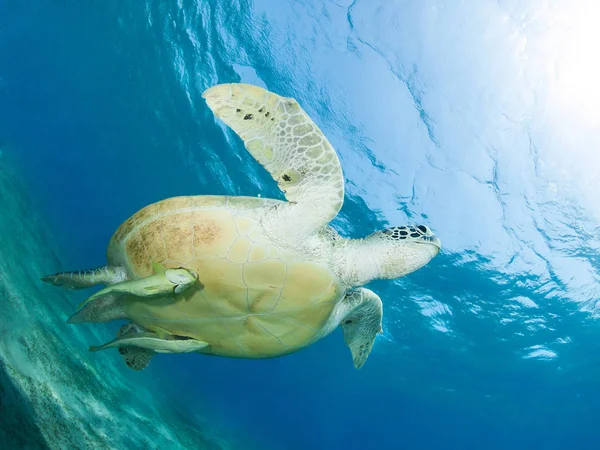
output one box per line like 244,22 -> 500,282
41,265 -> 128,290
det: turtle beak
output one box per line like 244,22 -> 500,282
416,234 -> 441,256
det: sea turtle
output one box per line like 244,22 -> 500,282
42,83 -> 441,371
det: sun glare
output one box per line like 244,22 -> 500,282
551,3 -> 600,129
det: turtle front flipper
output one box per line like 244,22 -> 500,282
76,266 -> 198,312
337,288 -> 383,370
42,265 -> 128,289
203,84 -> 345,235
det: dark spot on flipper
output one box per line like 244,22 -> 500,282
282,174 -> 292,182
118,347 -> 127,355
258,107 -> 264,113
345,320 -> 353,324
265,112 -> 270,117
244,114 -> 253,120
271,118 -> 275,121
236,108 -> 241,113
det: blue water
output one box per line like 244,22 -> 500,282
1,0 -> 599,449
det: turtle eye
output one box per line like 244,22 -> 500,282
417,225 -> 428,234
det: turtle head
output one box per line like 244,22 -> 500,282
343,224 -> 441,286
374,224 -> 441,279
383,225 -> 441,248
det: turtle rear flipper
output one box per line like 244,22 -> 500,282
42,265 -> 128,289
116,324 -> 155,370
100,324 -> 156,371
67,293 -> 128,324
119,346 -> 155,371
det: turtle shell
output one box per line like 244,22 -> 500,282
106,195 -> 343,358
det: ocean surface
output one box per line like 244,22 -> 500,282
1,1 -> 599,449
